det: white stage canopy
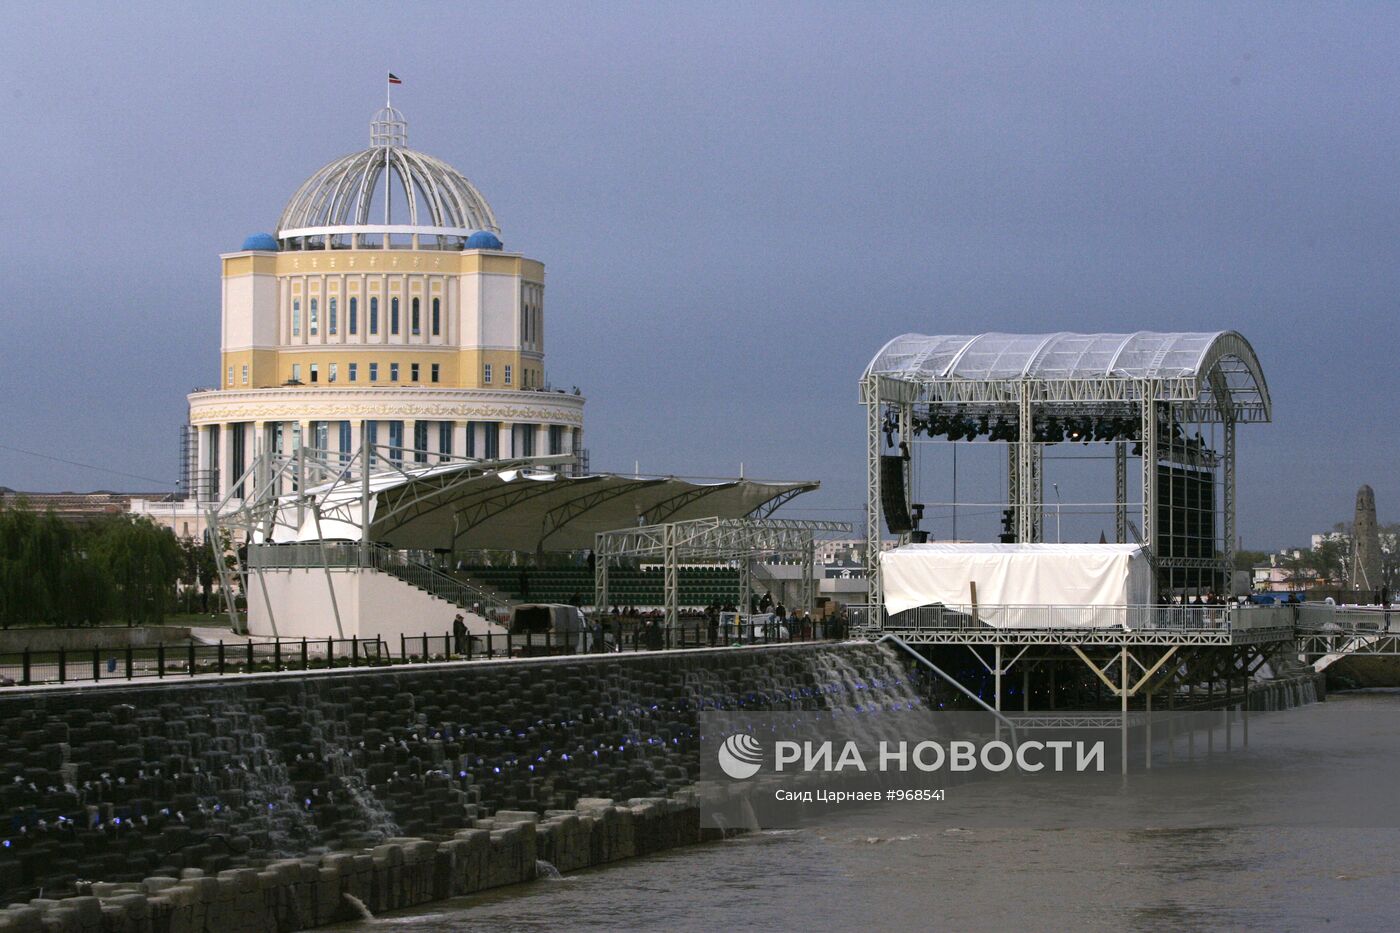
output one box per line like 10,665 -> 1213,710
881,542 -> 1154,627
259,463 -> 817,552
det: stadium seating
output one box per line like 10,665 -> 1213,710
456,565 -> 740,608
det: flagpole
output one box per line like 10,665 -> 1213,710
383,71 -> 392,231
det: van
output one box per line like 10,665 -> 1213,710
509,603 -> 587,653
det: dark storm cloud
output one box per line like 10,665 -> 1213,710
1,2 -> 1395,547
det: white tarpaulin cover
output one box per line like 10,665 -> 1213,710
881,542 -> 1153,627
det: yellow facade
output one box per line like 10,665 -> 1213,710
220,246 -> 547,390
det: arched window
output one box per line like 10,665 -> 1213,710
411,297 -> 420,336
309,298 -> 319,335
349,297 -> 358,335
370,297 -> 379,335
328,297 -> 337,335
431,297 -> 440,336
292,300 -> 301,336
391,297 -> 400,335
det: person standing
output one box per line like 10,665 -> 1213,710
452,613 -> 468,655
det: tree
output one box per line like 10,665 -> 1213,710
0,501 -> 100,628
1378,522 -> 1400,592
1233,549 -> 1271,572
87,515 -> 183,626
1308,537 -> 1349,589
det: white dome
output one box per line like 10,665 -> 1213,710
275,107 -> 500,251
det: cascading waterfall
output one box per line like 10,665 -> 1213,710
302,706 -> 401,846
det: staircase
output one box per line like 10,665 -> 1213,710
370,548 -> 512,617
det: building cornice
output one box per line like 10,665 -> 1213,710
187,386 -> 585,427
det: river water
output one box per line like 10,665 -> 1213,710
338,690 -> 1400,932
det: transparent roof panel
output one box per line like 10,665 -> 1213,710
870,332 -> 1225,381
865,331 -> 1270,421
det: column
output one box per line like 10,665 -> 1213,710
536,423 -> 550,462
220,422 -> 236,501
498,422 -> 513,459
452,421 -> 469,461
348,420 -> 362,469
196,425 -> 211,505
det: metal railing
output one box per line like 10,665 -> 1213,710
247,543 -> 508,616
1295,602 -> 1397,634
399,617 -> 848,662
866,603 -> 1295,632
0,618 -> 850,688
0,636 -> 387,688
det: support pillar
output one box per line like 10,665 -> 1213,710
195,425 -> 211,505
864,375 -> 884,613
536,423 -> 550,463
994,645 -> 1002,713
1115,441 -> 1128,543
1120,644 -> 1129,776
897,401 -> 913,547
1016,385 -> 1035,543
1223,418 -> 1236,594
1140,390 -> 1158,600
663,522 -> 679,633
452,421 -> 469,462
801,534 -> 815,615
595,546 -> 610,616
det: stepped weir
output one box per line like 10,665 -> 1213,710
0,642 -> 938,919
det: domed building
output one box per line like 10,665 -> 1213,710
184,106 -> 585,502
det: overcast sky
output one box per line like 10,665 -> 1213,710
1,2 -> 1397,549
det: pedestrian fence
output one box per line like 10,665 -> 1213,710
0,636 -> 387,688
0,615 -> 847,688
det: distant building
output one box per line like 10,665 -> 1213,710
132,102 -> 588,539
0,489 -> 174,525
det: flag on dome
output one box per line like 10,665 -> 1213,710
388,72 -> 402,85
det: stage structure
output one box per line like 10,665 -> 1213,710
594,517 -> 851,629
861,332 -> 1272,615
207,434 -> 817,644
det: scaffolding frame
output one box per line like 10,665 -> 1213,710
861,332 -> 1272,614
594,517 -> 851,629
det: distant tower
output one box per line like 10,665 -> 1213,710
1351,485 -> 1382,593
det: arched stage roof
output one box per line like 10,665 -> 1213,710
864,331 -> 1271,422
262,463 -> 817,552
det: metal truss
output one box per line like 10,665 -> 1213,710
859,627 -> 1295,648
595,516 -> 852,629
1299,631 -> 1400,667
537,479 -> 661,549
863,366 -> 1258,597
750,487 -> 811,521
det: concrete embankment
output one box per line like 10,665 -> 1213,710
0,627 -> 195,654
0,642 -> 925,923
0,795 -> 702,933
